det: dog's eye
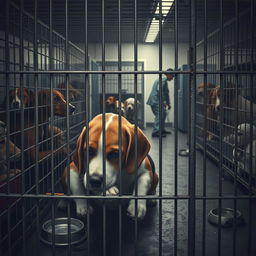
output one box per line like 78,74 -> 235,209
107,151 -> 119,160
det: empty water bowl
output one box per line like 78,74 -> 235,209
40,218 -> 86,246
208,208 -> 243,227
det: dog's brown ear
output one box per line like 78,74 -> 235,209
73,127 -> 86,173
124,124 -> 151,174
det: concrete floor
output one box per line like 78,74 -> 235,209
25,128 -> 256,256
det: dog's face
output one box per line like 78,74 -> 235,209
197,83 -> 216,97
73,113 -> 150,194
124,98 -> 140,112
8,88 -> 34,109
39,89 -> 75,116
106,96 -> 116,107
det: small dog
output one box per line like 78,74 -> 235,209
0,121 -> 21,182
60,113 -> 158,220
124,98 -> 140,123
57,81 -> 82,101
211,83 -> 256,136
106,96 -> 117,113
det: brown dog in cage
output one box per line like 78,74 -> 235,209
106,96 -> 117,112
59,113 -> 158,220
3,89 -> 75,163
212,83 -> 256,137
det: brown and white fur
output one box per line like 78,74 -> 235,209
212,84 -> 256,136
124,98 -> 140,123
60,113 -> 158,220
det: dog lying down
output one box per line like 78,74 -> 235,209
59,113 -> 158,220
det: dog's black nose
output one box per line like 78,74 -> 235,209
69,104 -> 75,113
89,176 -> 103,188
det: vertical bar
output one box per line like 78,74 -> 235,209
117,0 -> 123,255
158,1 -> 163,255
49,0 -> 56,254
84,1 -> 91,255
101,1 -> 106,255
133,0 -> 139,254
34,1 -> 40,255
232,1 -> 239,255
247,0 -> 254,254
202,0 -> 208,255
218,0 -> 224,255
5,1 -> 11,255
174,1 -> 178,255
19,1 -> 26,255
188,0 -> 196,255
65,1 -> 71,255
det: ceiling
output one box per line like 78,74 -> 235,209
10,0 -> 254,44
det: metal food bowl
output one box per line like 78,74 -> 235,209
40,218 -> 86,246
208,208 -> 243,227
179,148 -> 189,157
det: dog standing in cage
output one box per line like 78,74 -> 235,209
124,97 -> 140,123
59,113 -> 158,220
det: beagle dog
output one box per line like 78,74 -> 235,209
1,88 -> 35,109
106,96 -> 117,113
124,98 -> 140,123
0,121 -> 21,182
211,83 -> 256,136
60,113 -> 158,220
57,81 -> 82,101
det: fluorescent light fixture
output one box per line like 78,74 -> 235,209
145,0 -> 174,43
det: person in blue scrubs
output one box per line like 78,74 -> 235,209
147,68 -> 174,137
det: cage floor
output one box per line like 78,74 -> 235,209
22,129 -> 256,256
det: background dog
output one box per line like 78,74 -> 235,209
60,113 -> 158,220
124,97 -> 140,123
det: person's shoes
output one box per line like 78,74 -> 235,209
152,132 -> 166,137
162,129 -> 172,135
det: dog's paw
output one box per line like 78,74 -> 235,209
106,186 -> 119,196
127,200 -> 147,220
76,203 -> 93,217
